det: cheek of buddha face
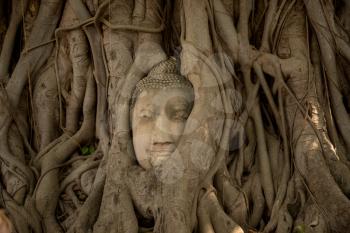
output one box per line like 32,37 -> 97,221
131,88 -> 194,170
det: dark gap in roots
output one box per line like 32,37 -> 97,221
260,99 -> 276,134
229,121 -> 245,153
260,205 -> 271,230
342,95 -> 350,113
287,194 -> 301,219
242,170 -> 251,181
163,0 -> 179,56
136,210 -> 155,232
250,0 -> 265,49
335,0 -> 346,15
0,1 -> 9,43
8,22 -> 23,75
251,73 -> 258,85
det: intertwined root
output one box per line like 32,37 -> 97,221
1,0 -> 350,233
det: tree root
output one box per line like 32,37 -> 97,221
0,0 -> 29,80
238,0 -> 276,212
59,159 -> 100,194
65,29 -> 90,134
5,0 -> 64,107
214,167 -> 248,227
67,148 -> 107,233
303,0 -> 350,153
35,75 -> 96,233
3,190 -> 42,233
33,64 -> 60,150
198,189 -> 243,233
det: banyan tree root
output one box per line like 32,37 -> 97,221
68,0 -> 109,152
0,0 -> 29,81
33,64 -> 60,150
102,0 -> 134,134
214,166 -> 249,227
198,190 -> 244,233
65,29 -> 90,134
34,75 -> 96,233
0,4 -> 65,228
303,0 -> 350,153
0,1 -> 63,204
1,0 -> 350,233
66,148 -> 107,233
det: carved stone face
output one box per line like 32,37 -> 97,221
131,88 -> 194,170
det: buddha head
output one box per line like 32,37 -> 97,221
131,57 -> 194,170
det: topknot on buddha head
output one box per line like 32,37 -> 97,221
131,57 -> 193,107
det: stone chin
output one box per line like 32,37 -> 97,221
149,151 -> 173,167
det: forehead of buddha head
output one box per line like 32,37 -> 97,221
131,57 -> 194,170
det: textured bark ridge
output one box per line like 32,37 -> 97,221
0,0 -> 350,233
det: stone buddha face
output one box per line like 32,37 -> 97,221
131,58 -> 194,170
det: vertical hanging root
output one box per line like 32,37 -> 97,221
35,75 -> 96,233
5,0 -> 64,108
33,64 -> 60,150
0,3 -> 65,214
238,0 -> 275,212
303,0 -> 350,152
68,0 -> 109,153
248,173 -> 265,228
65,29 -> 90,134
0,0 -> 29,80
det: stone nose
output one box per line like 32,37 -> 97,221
152,114 -> 173,144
